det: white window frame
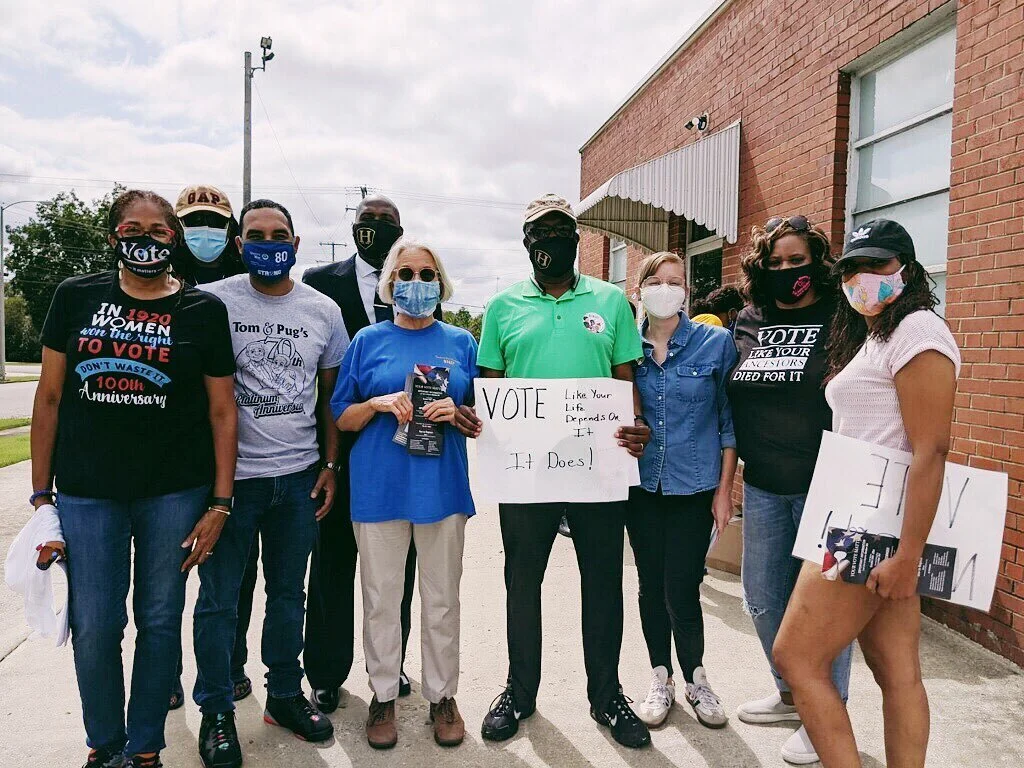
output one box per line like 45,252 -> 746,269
685,220 -> 724,310
844,19 -> 957,300
609,238 -> 628,289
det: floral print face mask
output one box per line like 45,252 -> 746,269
842,265 -> 906,316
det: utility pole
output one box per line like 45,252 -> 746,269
243,36 -> 275,206
319,241 -> 347,262
0,200 -> 44,382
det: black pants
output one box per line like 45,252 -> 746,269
625,487 -> 714,684
499,501 -> 625,711
303,503 -> 416,690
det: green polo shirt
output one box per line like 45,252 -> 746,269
478,274 -> 642,378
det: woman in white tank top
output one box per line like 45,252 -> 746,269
772,219 -> 960,768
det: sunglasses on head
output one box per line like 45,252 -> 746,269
765,215 -> 811,233
396,267 -> 437,282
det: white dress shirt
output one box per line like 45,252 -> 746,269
354,255 -> 382,325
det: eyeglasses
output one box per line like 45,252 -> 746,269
526,222 -> 577,240
396,267 -> 437,282
641,277 -> 685,288
115,223 -> 177,243
765,215 -> 810,234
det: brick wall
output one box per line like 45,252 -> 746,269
579,0 -> 1024,664
922,0 -> 1024,667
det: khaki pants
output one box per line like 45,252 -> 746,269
354,514 -> 466,703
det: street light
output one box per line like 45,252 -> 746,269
0,199 -> 45,382
243,35 -> 276,205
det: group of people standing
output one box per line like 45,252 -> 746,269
28,183 -> 958,768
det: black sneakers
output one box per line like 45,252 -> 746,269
591,691 -> 651,748
311,687 -> 341,714
264,693 -> 334,742
83,748 -> 124,768
199,712 -> 242,768
123,756 -> 161,768
398,670 -> 412,697
481,685 -> 534,741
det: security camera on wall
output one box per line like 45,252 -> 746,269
685,113 -> 710,133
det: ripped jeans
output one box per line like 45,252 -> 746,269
741,482 -> 852,700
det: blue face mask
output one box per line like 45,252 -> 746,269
241,240 -> 296,281
183,226 -> 229,263
392,279 -> 441,318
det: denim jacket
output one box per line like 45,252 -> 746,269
636,313 -> 738,495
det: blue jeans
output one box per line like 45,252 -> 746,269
193,465 -> 318,713
58,485 -> 210,755
741,482 -> 853,701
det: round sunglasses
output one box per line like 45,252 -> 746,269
395,267 -> 437,282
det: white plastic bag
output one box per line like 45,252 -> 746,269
4,504 -> 69,646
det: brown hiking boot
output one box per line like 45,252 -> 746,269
365,697 -> 397,750
430,697 -> 465,747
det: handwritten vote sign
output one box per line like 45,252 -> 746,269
473,378 -> 641,504
793,432 -> 1009,611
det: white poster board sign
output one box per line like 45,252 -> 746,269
793,431 -> 1009,611
473,378 -> 641,504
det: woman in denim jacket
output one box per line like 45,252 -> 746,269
628,251 -> 737,730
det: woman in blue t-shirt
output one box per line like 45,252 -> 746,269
331,239 -> 477,751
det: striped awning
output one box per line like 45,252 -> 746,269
575,120 -> 741,252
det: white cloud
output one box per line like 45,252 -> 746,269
0,0 -> 717,308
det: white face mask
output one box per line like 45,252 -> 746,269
640,283 -> 687,319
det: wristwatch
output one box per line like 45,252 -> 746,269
208,496 -> 233,512
322,461 -> 341,474
633,414 -> 650,428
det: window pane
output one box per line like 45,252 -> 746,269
930,271 -> 947,316
690,249 -> 722,301
853,192 -> 950,269
855,113 -> 952,209
858,28 -> 956,137
609,239 -> 627,285
690,221 -> 716,242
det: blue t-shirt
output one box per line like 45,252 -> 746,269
331,320 -> 479,524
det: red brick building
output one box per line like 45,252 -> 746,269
576,0 -> 1024,664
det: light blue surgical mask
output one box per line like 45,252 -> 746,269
183,225 -> 229,263
392,279 -> 441,318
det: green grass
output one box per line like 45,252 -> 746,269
0,376 -> 38,384
0,433 -> 31,468
0,417 -> 31,431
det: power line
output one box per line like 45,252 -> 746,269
252,81 -> 324,228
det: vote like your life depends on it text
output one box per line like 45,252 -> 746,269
473,378 -> 641,505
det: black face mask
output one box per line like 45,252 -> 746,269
766,263 -> 815,305
352,220 -> 403,268
116,235 -> 174,279
528,234 -> 578,278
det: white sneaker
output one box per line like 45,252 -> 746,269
736,691 -> 801,724
685,667 -> 727,728
781,726 -> 820,765
638,666 -> 675,727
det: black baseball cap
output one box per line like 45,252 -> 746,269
832,218 -> 916,275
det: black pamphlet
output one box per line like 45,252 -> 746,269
406,364 -> 449,457
824,527 -> 957,600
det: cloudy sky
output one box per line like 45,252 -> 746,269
0,0 -> 716,310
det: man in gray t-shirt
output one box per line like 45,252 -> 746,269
192,200 -> 348,761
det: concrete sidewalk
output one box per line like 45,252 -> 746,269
1,457 -> 1022,766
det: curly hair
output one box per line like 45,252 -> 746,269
740,218 -> 837,309
825,259 -> 941,381
108,190 -> 182,241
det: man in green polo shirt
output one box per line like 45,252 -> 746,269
463,194 -> 651,749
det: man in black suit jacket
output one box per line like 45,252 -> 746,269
302,195 -> 440,712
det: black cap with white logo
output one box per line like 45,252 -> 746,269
833,218 -> 916,274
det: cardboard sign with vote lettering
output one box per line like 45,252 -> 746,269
793,431 -> 1009,611
473,377 -> 641,504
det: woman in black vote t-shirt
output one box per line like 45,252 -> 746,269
30,190 -> 237,768
726,216 -> 852,765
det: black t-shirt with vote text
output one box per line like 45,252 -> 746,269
726,296 -> 837,495
42,271 -> 235,500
